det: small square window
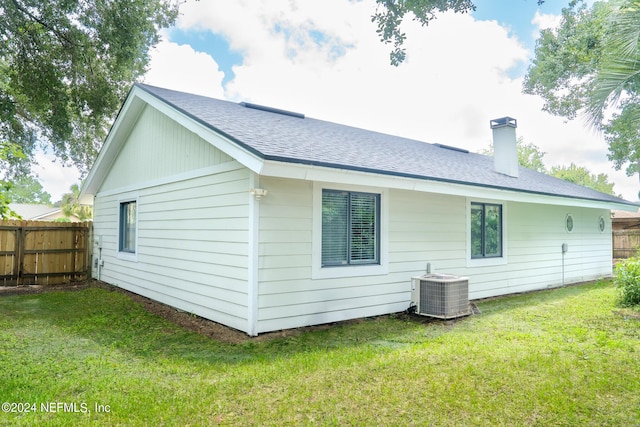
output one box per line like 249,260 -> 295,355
119,201 -> 137,253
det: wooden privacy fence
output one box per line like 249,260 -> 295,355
0,221 -> 91,286
613,229 -> 640,260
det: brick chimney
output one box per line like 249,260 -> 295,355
490,117 -> 518,178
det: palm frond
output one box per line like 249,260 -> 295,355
585,0 -> 640,128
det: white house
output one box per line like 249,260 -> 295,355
81,84 -> 637,336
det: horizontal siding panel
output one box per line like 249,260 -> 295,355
141,245 -> 247,265
142,205 -> 247,221
259,230 -> 312,244
259,303 -> 411,331
258,302 -> 409,334
143,238 -> 247,256
259,242 -> 311,257
104,277 -> 247,332
140,229 -> 248,243
259,266 -> 311,282
260,217 -> 312,231
259,254 -> 311,269
142,217 -> 248,231
260,274 -> 411,295
136,252 -> 247,279
259,292 -> 409,321
143,193 -> 248,213
259,282 -> 407,308
94,162 -> 251,334
101,266 -> 247,308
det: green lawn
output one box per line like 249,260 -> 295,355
0,281 -> 639,426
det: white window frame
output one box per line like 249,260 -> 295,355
312,182 -> 388,279
466,198 -> 507,267
117,194 -> 139,262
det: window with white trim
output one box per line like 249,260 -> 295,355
470,202 -> 502,258
321,189 -> 380,267
119,201 -> 137,253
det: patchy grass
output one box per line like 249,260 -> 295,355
0,281 -> 639,426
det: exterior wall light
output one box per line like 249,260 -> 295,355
250,188 -> 268,200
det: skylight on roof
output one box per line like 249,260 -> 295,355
240,102 -> 305,119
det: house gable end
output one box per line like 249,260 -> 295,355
81,85 -> 264,202
99,104 -> 234,193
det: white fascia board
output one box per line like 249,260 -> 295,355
260,160 -> 636,211
81,90 -> 147,199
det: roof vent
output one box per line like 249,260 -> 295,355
240,102 -> 305,119
434,143 -> 469,154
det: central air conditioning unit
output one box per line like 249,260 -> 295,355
410,274 -> 471,319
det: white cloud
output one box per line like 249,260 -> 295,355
532,9 -> 562,36
141,0 -> 638,201
32,150 -> 81,202
143,36 -> 226,98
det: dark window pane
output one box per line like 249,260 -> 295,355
470,204 -> 483,257
484,204 -> 501,257
120,201 -> 137,253
470,202 -> 502,259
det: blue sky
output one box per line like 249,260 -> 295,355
37,0 -> 637,202
169,29 -> 242,85
472,0 -> 565,45
471,0 -> 567,77
168,0 -> 568,87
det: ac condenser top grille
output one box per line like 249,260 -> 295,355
411,274 -> 471,319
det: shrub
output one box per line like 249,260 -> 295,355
613,257 -> 640,307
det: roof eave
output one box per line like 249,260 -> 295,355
260,158 -> 638,210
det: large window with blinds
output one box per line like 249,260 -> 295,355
321,189 -> 380,267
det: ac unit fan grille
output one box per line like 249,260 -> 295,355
418,278 -> 470,319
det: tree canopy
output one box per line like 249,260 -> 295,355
481,138 -> 617,195
549,163 -> 616,195
372,0 -> 546,66
7,174 -> 52,205
523,0 -> 640,179
0,0 -> 179,177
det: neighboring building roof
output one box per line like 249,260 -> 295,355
612,209 -> 640,219
82,83 -> 638,209
9,204 -> 63,220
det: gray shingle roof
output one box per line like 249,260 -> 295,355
136,83 -> 633,206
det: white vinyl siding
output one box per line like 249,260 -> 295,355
92,104 -> 252,333
99,104 -> 232,193
255,183 -> 612,333
94,166 -> 251,332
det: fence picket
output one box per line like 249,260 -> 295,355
0,220 -> 91,286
